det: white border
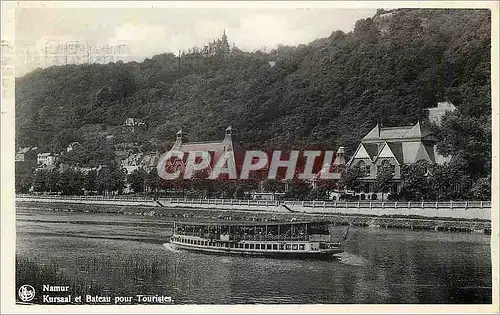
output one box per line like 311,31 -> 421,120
1,1 -> 499,314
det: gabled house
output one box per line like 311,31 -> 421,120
347,121 -> 445,195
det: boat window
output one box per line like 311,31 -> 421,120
279,244 -> 284,250
261,244 -> 265,249
239,243 -> 243,248
230,243 -> 234,248
256,244 -> 260,249
273,244 -> 278,250
250,244 -> 255,249
245,243 -> 249,249
286,244 -> 291,250
299,244 -> 305,250
292,244 -> 298,250
267,244 -> 272,250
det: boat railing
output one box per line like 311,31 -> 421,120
230,234 -> 310,242
174,231 -> 310,242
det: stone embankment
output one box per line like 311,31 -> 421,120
16,195 -> 492,234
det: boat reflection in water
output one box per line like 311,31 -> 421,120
170,220 -> 349,259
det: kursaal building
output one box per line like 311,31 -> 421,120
347,121 -> 450,196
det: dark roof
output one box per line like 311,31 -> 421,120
362,143 -> 379,160
178,142 -> 222,152
386,142 -> 404,164
362,122 -> 436,142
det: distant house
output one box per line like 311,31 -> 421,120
426,101 -> 456,126
66,141 -> 81,152
124,118 -> 146,127
15,147 -> 38,162
37,153 -> 57,166
140,152 -> 158,173
347,122 -> 448,197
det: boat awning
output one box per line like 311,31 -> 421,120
173,219 -> 332,227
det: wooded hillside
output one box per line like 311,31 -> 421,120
15,8 -> 491,179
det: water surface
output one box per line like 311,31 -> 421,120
16,207 -> 492,304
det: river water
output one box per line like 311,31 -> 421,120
16,207 -> 492,304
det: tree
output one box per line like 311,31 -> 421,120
45,169 -> 60,193
400,160 -> 430,200
96,166 -> 112,195
340,166 -> 363,192
127,168 -> 148,193
15,162 -> 35,193
33,170 -> 49,192
374,164 -> 394,201
283,179 -> 312,200
191,168 -> 214,197
110,167 -> 127,194
145,168 -> 160,196
437,112 -> 491,180
84,169 -> 98,194
427,157 -> 472,201
58,168 -> 84,195
470,175 -> 491,200
262,179 -> 285,193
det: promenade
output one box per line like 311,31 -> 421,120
16,194 -> 491,221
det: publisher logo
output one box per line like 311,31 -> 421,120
18,285 -> 35,302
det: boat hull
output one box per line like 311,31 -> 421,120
169,241 -> 342,259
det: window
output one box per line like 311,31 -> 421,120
356,160 -> 370,177
286,244 -> 291,250
267,244 -> 272,250
217,242 -> 221,247
250,244 -> 255,249
261,244 -> 265,249
292,244 -> 298,250
273,244 -> 278,250
299,244 -> 305,250
378,159 -> 395,176
256,244 -> 260,250
279,244 -> 285,250
245,243 -> 249,249
239,243 -> 243,248
230,243 -> 234,248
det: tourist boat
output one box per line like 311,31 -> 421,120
169,220 -> 349,258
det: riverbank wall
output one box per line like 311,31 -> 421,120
16,196 -> 491,234
16,195 -> 491,220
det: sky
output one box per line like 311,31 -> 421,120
14,6 -> 377,76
